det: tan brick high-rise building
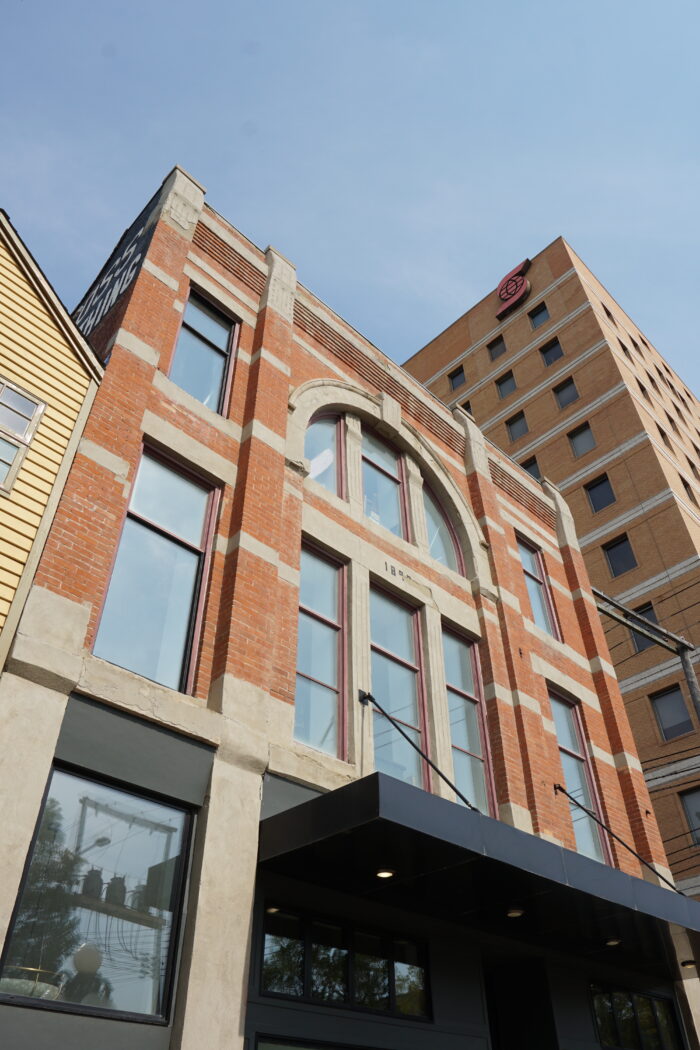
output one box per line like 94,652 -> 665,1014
405,238 -> 700,899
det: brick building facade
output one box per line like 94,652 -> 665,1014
404,242 -> 700,903
0,172 -> 699,1049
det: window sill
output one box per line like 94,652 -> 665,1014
153,370 -> 241,441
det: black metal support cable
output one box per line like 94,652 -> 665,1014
554,783 -> 683,895
358,690 -> 479,811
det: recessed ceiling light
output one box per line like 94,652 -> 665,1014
506,906 -> 524,918
376,869 -> 396,879
681,959 -> 696,968
266,906 -> 280,914
605,937 -> 621,947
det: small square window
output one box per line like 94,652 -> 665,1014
506,411 -> 528,442
449,365 -> 465,390
487,336 -> 506,361
495,370 -> 516,399
540,338 -> 563,367
584,474 -> 615,512
521,456 -> 541,480
630,602 -> 658,652
553,377 -> 579,409
651,685 -> 693,741
602,534 -> 637,577
568,422 -> 596,458
462,399 -> 472,415
528,302 -> 550,329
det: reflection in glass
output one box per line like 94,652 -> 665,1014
550,696 -> 604,862
370,589 -> 414,663
0,768 -> 187,1017
170,294 -> 231,410
294,677 -> 337,755
294,550 -> 341,756
299,549 -> 338,621
0,436 -> 18,481
592,987 -> 618,1047
362,431 -> 403,537
262,912 -> 304,997
394,940 -> 427,1016
305,418 -> 338,494
353,933 -> 389,1010
310,922 -> 347,1001
613,991 -> 641,1049
373,712 -> 422,787
131,455 -> 209,546
423,487 -> 458,571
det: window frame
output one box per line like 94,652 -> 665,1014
442,627 -> 495,815
650,684 -> 693,742
539,338 -> 564,368
495,370 -> 516,400
93,447 -> 219,695
294,544 -> 348,760
361,428 -> 411,540
304,413 -> 346,499
506,410 -> 528,443
549,694 -> 611,864
521,456 -> 541,480
528,302 -> 550,329
168,288 -> 240,415
630,601 -> 658,653
584,474 -> 616,513
517,536 -> 560,639
553,376 -> 579,410
602,533 -> 637,579
681,787 -> 700,847
568,421 -> 596,458
369,586 -> 430,790
259,903 -> 431,1020
590,983 -> 683,1050
448,365 -> 465,390
422,483 -> 464,574
0,377 -> 45,495
0,759 -> 195,1026
487,335 -> 507,361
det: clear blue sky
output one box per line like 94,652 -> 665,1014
2,1 -> 699,391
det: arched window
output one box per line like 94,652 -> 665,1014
423,485 -> 461,572
305,415 -> 342,496
361,428 -> 408,538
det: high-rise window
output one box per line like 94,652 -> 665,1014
602,534 -> 637,577
443,631 -> 489,813
550,695 -> 606,862
294,549 -> 344,757
305,416 -> 342,496
517,538 -> 557,636
540,338 -> 563,367
370,590 -> 425,788
0,767 -> 190,1019
448,365 -> 465,390
528,302 -> 550,329
568,422 -> 596,457
681,788 -> 700,846
495,370 -> 516,399
553,377 -> 579,409
170,293 -> 235,411
487,335 -> 507,361
423,486 -> 460,572
651,685 -> 693,741
362,430 -> 407,538
630,602 -> 658,652
94,453 -> 214,691
506,411 -> 528,442
521,456 -> 541,480
584,474 -> 616,512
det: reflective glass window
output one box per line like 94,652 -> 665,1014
550,696 -> 605,862
444,631 -> 488,813
423,486 -> 459,571
603,534 -> 637,577
169,293 -> 234,411
305,417 -> 340,494
362,430 -> 404,537
517,538 -> 556,636
568,422 -> 596,457
651,685 -> 693,741
506,411 -> 528,442
0,768 -> 189,1019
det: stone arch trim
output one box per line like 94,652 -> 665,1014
288,379 -> 492,587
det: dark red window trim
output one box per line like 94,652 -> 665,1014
442,627 -> 496,815
169,285 -> 241,417
423,482 -> 465,576
361,428 -> 412,542
516,534 -> 561,641
306,412 -> 347,501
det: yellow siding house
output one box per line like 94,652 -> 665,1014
0,211 -> 101,666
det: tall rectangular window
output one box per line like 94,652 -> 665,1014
294,548 -> 344,757
550,695 -> 606,862
0,377 -> 44,492
448,365 -> 465,390
682,788 -> 700,846
443,631 -> 489,813
517,538 -> 557,636
304,415 -> 343,496
170,292 -> 235,411
487,336 -> 506,361
568,422 -> 596,457
651,685 -> 693,741
370,590 -> 425,788
94,453 -> 214,691
0,767 -> 190,1019
506,411 -> 528,442
630,602 -> 658,652
362,430 -> 406,538
495,370 -> 516,399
